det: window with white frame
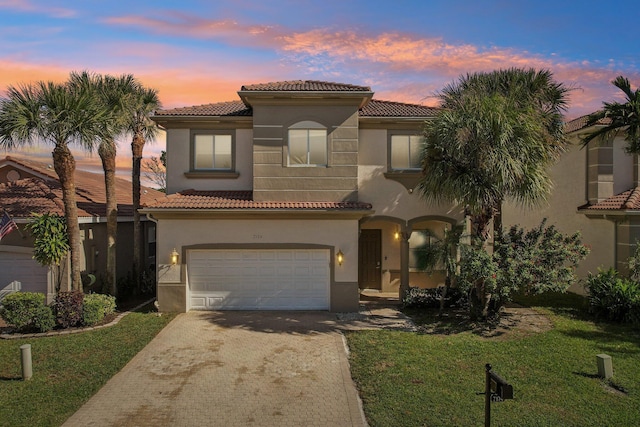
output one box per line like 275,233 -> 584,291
193,133 -> 233,170
288,121 -> 327,166
390,134 -> 423,170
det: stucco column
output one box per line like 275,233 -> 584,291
399,231 -> 410,299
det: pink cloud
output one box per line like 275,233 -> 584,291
0,0 -> 76,18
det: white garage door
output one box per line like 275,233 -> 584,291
188,249 -> 330,310
0,251 -> 49,295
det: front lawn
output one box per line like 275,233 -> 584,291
346,294 -> 640,427
0,304 -> 175,427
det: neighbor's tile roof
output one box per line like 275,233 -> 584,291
564,113 -> 611,134
144,190 -> 373,211
580,187 -> 640,211
0,156 -> 165,218
240,80 -> 371,92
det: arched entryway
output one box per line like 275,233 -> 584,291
359,215 -> 460,296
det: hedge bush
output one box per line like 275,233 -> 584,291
402,286 -> 466,309
83,293 -> 116,326
0,292 -> 55,332
586,268 -> 640,323
51,291 -> 84,328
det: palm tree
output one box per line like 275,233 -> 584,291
69,71 -> 138,296
414,224 -> 464,314
418,68 -> 569,319
0,81 -> 106,291
582,76 -> 640,153
126,85 -> 161,286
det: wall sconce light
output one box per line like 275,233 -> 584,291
394,228 -> 401,240
170,248 -> 179,265
336,249 -> 344,266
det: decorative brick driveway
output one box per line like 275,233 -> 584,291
62,311 -> 372,427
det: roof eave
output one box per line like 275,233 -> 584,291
238,90 -> 375,109
141,207 -> 374,220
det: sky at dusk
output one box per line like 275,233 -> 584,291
0,0 -> 639,178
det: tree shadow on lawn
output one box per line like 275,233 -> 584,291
560,326 -> 640,353
403,305 -> 552,339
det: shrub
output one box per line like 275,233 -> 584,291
32,305 -> 56,332
83,294 -> 117,326
52,291 -> 84,328
586,268 -> 640,323
0,292 -> 54,332
403,286 -> 465,309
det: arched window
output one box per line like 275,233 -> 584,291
288,121 -> 327,166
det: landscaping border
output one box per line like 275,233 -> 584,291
0,298 -> 156,340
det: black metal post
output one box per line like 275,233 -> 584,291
485,363 -> 492,427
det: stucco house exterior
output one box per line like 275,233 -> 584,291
503,115 -> 638,292
144,80 -> 463,313
0,156 -> 164,301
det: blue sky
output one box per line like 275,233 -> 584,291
1,0 -> 639,171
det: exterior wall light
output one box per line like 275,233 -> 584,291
170,248 -> 179,265
336,249 -> 344,266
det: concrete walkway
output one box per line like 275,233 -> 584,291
62,304 -> 414,427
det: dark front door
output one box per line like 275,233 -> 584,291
359,229 -> 381,289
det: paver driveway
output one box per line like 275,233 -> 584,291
62,311 -> 368,427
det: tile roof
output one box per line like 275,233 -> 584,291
564,113 -> 611,134
360,99 -> 438,118
0,156 -> 165,219
154,98 -> 437,119
144,190 -> 373,211
153,101 -> 252,117
580,187 -> 640,211
240,80 -> 371,92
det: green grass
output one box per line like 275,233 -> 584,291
346,293 -> 640,427
0,304 -> 175,427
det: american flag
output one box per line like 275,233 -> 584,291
0,211 -> 17,241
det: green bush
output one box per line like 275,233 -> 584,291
0,292 -> 54,332
586,268 -> 640,323
82,293 -> 116,326
51,291 -> 84,328
402,287 -> 465,309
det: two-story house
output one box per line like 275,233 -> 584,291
144,80 -> 463,312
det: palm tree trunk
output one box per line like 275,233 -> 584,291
131,133 -> 145,291
468,207 -> 494,320
99,140 -> 118,296
52,144 -> 83,292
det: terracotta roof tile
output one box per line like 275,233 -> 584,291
240,80 -> 371,92
580,187 -> 640,211
360,99 -> 438,118
153,101 -> 252,117
145,190 -> 372,211
0,156 -> 165,219
565,113 -> 611,134
154,98 -> 436,119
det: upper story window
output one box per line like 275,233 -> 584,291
193,133 -> 233,171
288,121 -> 327,167
390,134 -> 423,171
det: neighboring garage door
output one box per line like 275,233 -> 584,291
0,251 -> 49,294
188,249 -> 330,310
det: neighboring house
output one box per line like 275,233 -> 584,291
0,156 -> 164,301
503,115 -> 636,292
144,80 -> 463,312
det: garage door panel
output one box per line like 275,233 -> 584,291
0,252 -> 48,295
188,249 -> 329,310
